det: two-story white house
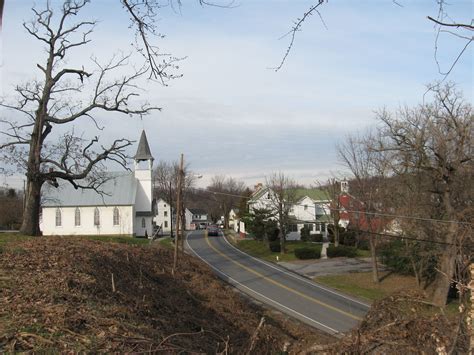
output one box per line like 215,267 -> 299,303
247,186 -> 331,240
154,198 -> 172,234
228,208 -> 239,229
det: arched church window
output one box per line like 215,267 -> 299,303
75,208 -> 81,226
55,208 -> 62,227
94,207 -> 100,226
113,207 -> 120,226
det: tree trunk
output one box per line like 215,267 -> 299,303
369,234 -> 379,283
279,229 -> 286,254
334,225 -> 340,247
428,245 -> 457,307
19,178 -> 43,236
428,189 -> 459,307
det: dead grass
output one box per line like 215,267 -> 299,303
331,290 -> 464,353
315,271 -> 419,302
0,236 -> 334,353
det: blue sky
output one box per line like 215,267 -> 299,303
1,0 -> 472,188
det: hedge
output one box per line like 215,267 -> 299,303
269,241 -> 281,253
294,246 -> 322,260
326,245 -> 357,258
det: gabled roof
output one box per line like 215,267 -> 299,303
188,208 -> 207,215
293,188 -> 329,202
42,172 -> 137,207
134,130 -> 154,161
156,198 -> 169,204
249,186 -> 329,204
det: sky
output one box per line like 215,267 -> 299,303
1,0 -> 472,189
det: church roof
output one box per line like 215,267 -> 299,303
42,172 -> 137,207
134,130 -> 154,161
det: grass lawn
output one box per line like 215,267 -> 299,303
0,233 -> 150,248
0,233 -> 32,248
355,249 -> 371,257
74,235 -> 150,245
234,239 -> 321,262
315,271 -> 420,302
158,237 -> 174,249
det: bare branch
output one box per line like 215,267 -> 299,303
272,0 -> 327,72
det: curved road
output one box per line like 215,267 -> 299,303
186,230 -> 370,336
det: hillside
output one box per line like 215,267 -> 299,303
0,237 -> 334,353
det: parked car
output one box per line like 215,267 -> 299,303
207,225 -> 219,236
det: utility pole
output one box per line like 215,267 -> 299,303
169,181 -> 173,239
172,153 -> 184,276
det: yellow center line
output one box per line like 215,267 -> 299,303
205,232 -> 362,321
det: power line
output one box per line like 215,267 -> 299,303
329,208 -> 473,227
356,229 -> 472,248
193,187 -> 473,227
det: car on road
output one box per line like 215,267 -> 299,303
207,225 -> 219,236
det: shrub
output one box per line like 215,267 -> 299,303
300,226 -> 311,242
327,245 -> 357,258
269,241 -> 281,253
309,234 -> 324,243
294,246 -> 322,260
380,240 -> 413,275
339,230 -> 358,246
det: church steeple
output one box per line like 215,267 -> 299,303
134,130 -> 154,170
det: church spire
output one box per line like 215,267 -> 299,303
134,130 -> 154,162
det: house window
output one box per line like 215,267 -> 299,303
141,218 -> 146,228
304,223 -> 314,231
55,208 -> 62,227
288,224 -> 298,232
94,207 -> 100,226
164,211 -> 168,217
164,221 -> 168,228
113,207 -> 120,226
74,207 -> 81,226
164,204 -> 167,208
304,205 -> 308,210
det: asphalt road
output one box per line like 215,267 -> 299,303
185,230 -> 370,336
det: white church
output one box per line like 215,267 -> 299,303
40,131 -> 155,237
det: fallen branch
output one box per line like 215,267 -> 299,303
248,316 -> 265,353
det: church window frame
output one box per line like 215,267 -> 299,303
74,207 -> 81,226
55,208 -> 62,227
94,207 -> 100,226
113,207 -> 120,226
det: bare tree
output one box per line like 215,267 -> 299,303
318,178 -> 342,247
207,175 -> 246,229
265,172 -> 297,254
337,132 -> 393,283
0,1 -> 158,236
153,159 -> 196,236
373,83 -> 473,306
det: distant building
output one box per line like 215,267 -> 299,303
40,130 -> 155,237
185,208 -> 208,230
154,198 -> 172,234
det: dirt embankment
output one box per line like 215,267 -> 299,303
0,238 -> 333,353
